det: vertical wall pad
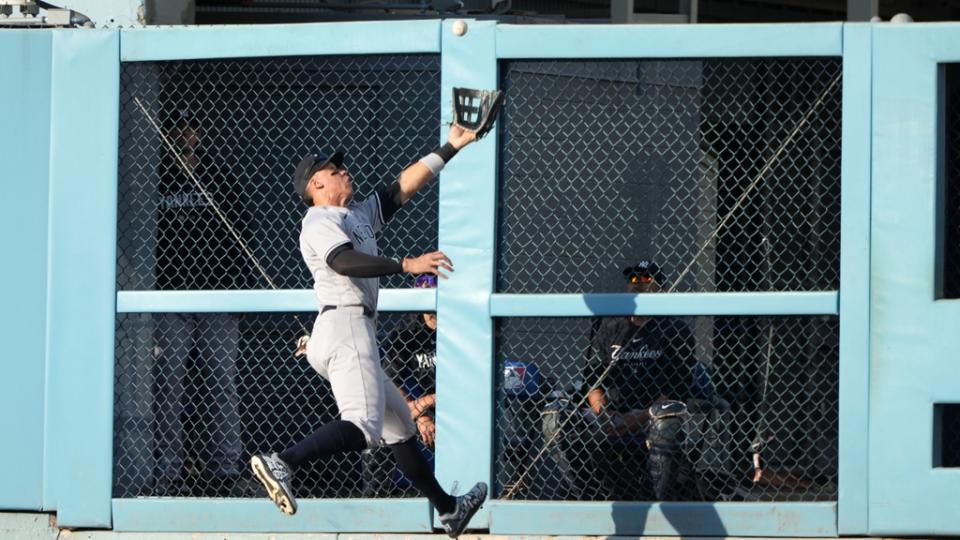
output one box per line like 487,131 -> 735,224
45,29 -> 120,527
838,22 -> 872,535
436,19 -> 497,528
0,29 -> 53,511
870,23 -> 960,536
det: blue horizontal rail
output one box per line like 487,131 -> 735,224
496,22 -> 842,59
113,498 -> 431,532
488,500 -> 837,537
121,20 -> 441,61
117,289 -> 436,313
490,291 -> 838,317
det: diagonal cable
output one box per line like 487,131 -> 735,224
134,97 -> 311,339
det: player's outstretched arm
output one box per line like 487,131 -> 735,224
396,124 -> 477,204
326,248 -> 453,279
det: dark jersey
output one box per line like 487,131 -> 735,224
383,316 -> 437,399
155,152 -> 249,290
584,317 -> 696,412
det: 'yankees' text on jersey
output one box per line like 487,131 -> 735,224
384,316 -> 437,399
584,317 -> 697,412
155,151 -> 249,290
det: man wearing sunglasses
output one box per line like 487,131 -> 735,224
249,125 -> 486,538
580,260 -> 700,500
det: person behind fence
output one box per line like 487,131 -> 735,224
249,125 -> 486,538
363,273 -> 439,496
580,260 -> 703,500
387,274 -> 441,444
150,109 -> 246,497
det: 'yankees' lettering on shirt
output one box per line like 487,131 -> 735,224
415,351 -> 437,370
584,317 -> 697,411
384,317 -> 437,398
610,343 -> 663,362
161,191 -> 211,211
350,222 -> 376,246
155,155 -> 249,290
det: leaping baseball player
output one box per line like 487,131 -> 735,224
251,93 -> 501,537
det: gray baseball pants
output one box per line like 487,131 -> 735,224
306,305 -> 417,447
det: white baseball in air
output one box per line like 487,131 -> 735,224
452,20 -> 468,36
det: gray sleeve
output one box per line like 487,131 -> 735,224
302,211 -> 352,262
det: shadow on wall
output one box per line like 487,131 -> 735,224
610,501 -> 726,537
580,294 -> 727,537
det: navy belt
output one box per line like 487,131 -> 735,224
321,304 -> 374,318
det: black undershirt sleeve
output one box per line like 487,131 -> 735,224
327,243 -> 404,277
377,181 -> 403,223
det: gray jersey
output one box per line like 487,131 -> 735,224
300,193 -> 385,311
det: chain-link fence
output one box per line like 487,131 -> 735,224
497,58 -> 842,294
117,55 -> 440,291
114,311 -> 437,498
943,64 -> 960,298
494,315 -> 838,502
114,51 -> 844,509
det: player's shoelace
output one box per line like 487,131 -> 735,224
265,454 -> 291,482
441,482 -> 488,536
459,483 -> 486,512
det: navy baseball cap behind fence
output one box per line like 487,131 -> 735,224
622,260 -> 664,283
293,151 -> 344,204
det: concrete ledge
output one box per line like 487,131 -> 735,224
0,512 -> 58,540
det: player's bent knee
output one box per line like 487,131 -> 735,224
380,421 -> 416,446
344,417 -> 383,448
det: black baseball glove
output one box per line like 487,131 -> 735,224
452,87 -> 504,140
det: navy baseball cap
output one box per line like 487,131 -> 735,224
293,151 -> 344,204
623,260 -> 663,283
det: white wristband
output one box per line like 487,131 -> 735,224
418,153 -> 445,176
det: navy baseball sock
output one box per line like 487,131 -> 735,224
280,420 -> 367,469
390,438 -> 456,514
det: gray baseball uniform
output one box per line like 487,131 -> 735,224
299,193 -> 417,447
252,143 -> 488,529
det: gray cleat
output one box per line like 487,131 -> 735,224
439,481 -> 488,538
250,453 -> 298,515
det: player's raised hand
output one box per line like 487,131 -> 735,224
447,123 -> 478,150
402,251 -> 454,279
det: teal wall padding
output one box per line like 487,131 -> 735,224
837,22 -> 872,535
489,501 -> 838,537
44,29 -> 120,527
490,292 -> 838,317
116,289 -> 436,313
435,18 -> 499,529
112,499 -> 432,532
870,23 -> 960,536
495,22 -> 842,59
0,29 -> 53,511
120,20 -> 441,61
5,19 -> 960,536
